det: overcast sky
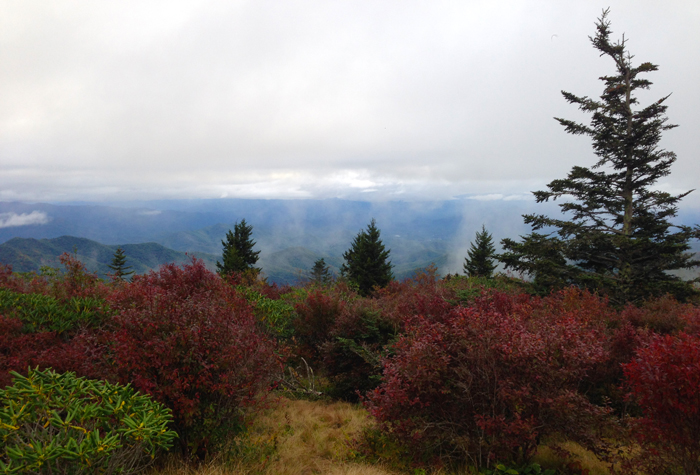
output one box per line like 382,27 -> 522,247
1,1 -> 699,207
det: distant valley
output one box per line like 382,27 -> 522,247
1,199 -> 699,284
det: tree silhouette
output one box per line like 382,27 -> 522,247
108,247 -> 134,281
217,219 -> 261,276
463,225 -> 497,278
310,258 -> 332,285
501,9 -> 699,303
341,219 -> 393,296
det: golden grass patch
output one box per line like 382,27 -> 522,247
151,396 -> 397,475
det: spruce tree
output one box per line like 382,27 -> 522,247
217,219 -> 261,276
501,9 -> 699,304
463,225 -> 497,278
310,258 -> 332,285
108,247 -> 134,281
341,219 -> 393,296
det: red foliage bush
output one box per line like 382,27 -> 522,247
375,266 -> 455,325
292,289 -> 346,363
620,294 -> 695,334
365,288 -> 613,469
0,316 -> 62,388
623,332 -> 700,475
106,259 -> 281,457
0,264 -> 50,295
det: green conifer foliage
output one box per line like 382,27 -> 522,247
108,247 -> 134,281
310,258 -> 332,285
501,9 -> 700,304
341,219 -> 393,296
463,225 -> 497,278
217,219 -> 261,276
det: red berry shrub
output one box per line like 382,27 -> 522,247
623,332 -> 700,475
107,259 -> 281,458
365,289 -> 613,469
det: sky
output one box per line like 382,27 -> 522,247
1,1 -> 699,207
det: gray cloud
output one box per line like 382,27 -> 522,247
0,211 -> 50,228
1,1 -> 698,207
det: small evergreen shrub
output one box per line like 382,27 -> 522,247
0,368 -> 176,474
321,299 -> 398,401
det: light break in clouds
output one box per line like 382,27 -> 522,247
1,1 -> 699,206
0,211 -> 50,228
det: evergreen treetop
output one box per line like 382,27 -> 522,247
341,219 -> 393,296
217,219 -> 261,276
108,247 -> 134,281
309,258 -> 332,285
500,9 -> 700,303
463,225 -> 497,278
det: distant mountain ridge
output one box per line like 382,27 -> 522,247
1,199 -> 698,283
0,236 -> 219,277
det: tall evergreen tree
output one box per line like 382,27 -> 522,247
501,9 -> 699,304
341,219 -> 393,296
217,219 -> 261,276
108,247 -> 134,281
463,225 -> 497,278
309,257 -> 332,285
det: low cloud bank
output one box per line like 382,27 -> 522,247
0,211 -> 50,228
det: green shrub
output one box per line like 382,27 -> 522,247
0,288 -> 109,335
238,287 -> 297,339
0,368 -> 177,474
482,462 -> 556,475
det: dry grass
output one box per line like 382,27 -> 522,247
150,396 -> 397,475
150,397 -> 618,475
533,441 -> 612,475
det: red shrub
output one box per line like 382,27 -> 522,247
623,332 -> 700,474
0,264 -> 50,295
680,306 -> 700,335
292,289 -> 346,363
375,266 -> 455,325
620,294 -> 694,334
365,289 -> 613,469
107,259 -> 281,458
0,316 -> 62,388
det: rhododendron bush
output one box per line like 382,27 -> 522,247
365,289 -> 614,469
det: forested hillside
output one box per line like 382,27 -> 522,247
0,236 -> 218,277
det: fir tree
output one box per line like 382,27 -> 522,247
217,219 -> 261,276
463,225 -> 497,278
309,258 -> 332,285
108,247 -> 134,281
341,219 -> 393,296
501,9 -> 700,303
